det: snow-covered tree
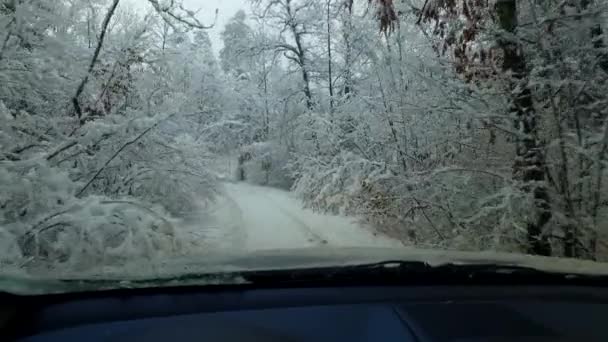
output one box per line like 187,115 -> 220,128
3,0 -> 608,273
0,0 -> 221,271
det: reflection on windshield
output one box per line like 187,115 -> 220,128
1,0 -> 608,281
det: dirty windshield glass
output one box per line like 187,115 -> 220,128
1,0 -> 608,284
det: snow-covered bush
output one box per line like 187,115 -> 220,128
291,147 -> 532,253
292,152 -> 383,213
0,108 -> 218,271
73,118 -> 219,218
0,157 -> 184,269
0,0 -> 232,274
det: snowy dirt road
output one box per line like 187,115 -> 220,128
200,182 -> 402,252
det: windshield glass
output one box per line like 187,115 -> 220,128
1,0 -> 608,289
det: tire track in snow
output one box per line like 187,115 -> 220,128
180,194 -> 246,252
219,182 -> 401,251
258,191 -> 328,246
209,193 -> 247,249
221,182 -> 322,250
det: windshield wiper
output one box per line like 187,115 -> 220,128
239,261 -> 608,287
4,260 -> 607,295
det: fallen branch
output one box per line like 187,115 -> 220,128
46,140 -> 78,161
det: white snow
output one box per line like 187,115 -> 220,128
209,182 -> 403,251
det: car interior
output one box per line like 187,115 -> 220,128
3,283 -> 608,341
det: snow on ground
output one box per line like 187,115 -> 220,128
177,194 -> 245,252
211,182 -> 402,252
178,155 -> 401,253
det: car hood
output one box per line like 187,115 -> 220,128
3,247 -> 608,294
152,246 -> 608,275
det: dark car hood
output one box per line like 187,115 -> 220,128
3,247 -> 608,294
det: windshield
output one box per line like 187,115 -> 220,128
1,0 -> 608,289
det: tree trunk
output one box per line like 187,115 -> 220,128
262,62 -> 270,139
87,10 -> 92,49
496,0 -> 552,256
161,21 -> 169,51
327,0 -> 334,112
342,4 -> 353,96
285,0 -> 313,110
72,0 -> 121,121
294,30 -> 313,109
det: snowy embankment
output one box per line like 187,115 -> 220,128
185,182 -> 402,253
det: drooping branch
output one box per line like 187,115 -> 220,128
76,117 -> 170,197
147,0 -> 218,29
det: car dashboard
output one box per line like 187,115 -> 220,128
3,285 -> 608,341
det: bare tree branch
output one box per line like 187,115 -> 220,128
147,0 -> 218,29
46,141 -> 78,161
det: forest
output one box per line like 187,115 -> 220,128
1,0 -> 608,272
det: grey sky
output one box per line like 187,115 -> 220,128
180,0 -> 246,52
127,0 -> 247,53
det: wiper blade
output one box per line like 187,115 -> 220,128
240,260 -> 608,286
5,260 -> 607,296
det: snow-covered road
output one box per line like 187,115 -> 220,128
183,182 -> 401,253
